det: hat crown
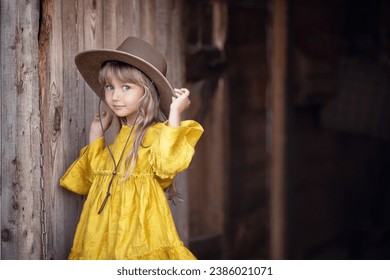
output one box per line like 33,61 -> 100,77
116,37 -> 167,76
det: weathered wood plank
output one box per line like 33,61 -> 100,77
15,0 -> 41,259
140,0 -> 156,44
83,0 -> 104,144
124,0 -> 141,37
55,0 -> 86,259
44,0 -> 66,260
38,0 -> 52,260
103,0 -> 120,48
159,0 -> 185,89
1,0 -> 19,260
54,0 -> 76,260
1,0 -> 41,259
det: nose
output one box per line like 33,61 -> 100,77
111,88 -> 120,101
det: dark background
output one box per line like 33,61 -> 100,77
186,0 -> 390,259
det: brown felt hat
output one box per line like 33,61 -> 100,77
75,37 -> 173,117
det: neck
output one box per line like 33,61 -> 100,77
125,112 -> 141,126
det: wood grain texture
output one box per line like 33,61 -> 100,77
0,0 -> 41,259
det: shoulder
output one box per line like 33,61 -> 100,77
142,120 -> 203,146
145,120 -> 203,135
145,121 -> 165,136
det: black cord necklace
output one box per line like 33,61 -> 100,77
97,98 -> 140,214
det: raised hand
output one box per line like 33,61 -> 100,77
169,88 -> 191,127
89,110 -> 113,143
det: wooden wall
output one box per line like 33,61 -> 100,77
1,0 -> 187,260
0,0 -> 41,259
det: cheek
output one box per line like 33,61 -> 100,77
125,93 -> 143,104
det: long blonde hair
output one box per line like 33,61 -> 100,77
98,61 -> 179,202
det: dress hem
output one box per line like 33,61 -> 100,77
68,244 -> 197,260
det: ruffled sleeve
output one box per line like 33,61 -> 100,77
60,137 -> 105,195
148,120 -> 203,179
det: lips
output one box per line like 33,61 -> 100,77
113,105 -> 126,109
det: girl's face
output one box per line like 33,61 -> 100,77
104,77 -> 144,125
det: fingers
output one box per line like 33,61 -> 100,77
171,88 -> 191,114
173,88 -> 190,98
95,111 -> 113,120
93,110 -> 113,131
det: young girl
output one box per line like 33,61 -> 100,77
60,37 -> 203,260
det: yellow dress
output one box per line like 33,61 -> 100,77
60,120 -> 203,260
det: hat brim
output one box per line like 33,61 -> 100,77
75,49 -> 173,117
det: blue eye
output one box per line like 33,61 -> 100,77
105,85 -> 114,91
123,85 -> 130,91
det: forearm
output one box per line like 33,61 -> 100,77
168,109 -> 181,127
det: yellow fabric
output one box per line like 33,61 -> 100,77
60,120 -> 203,260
